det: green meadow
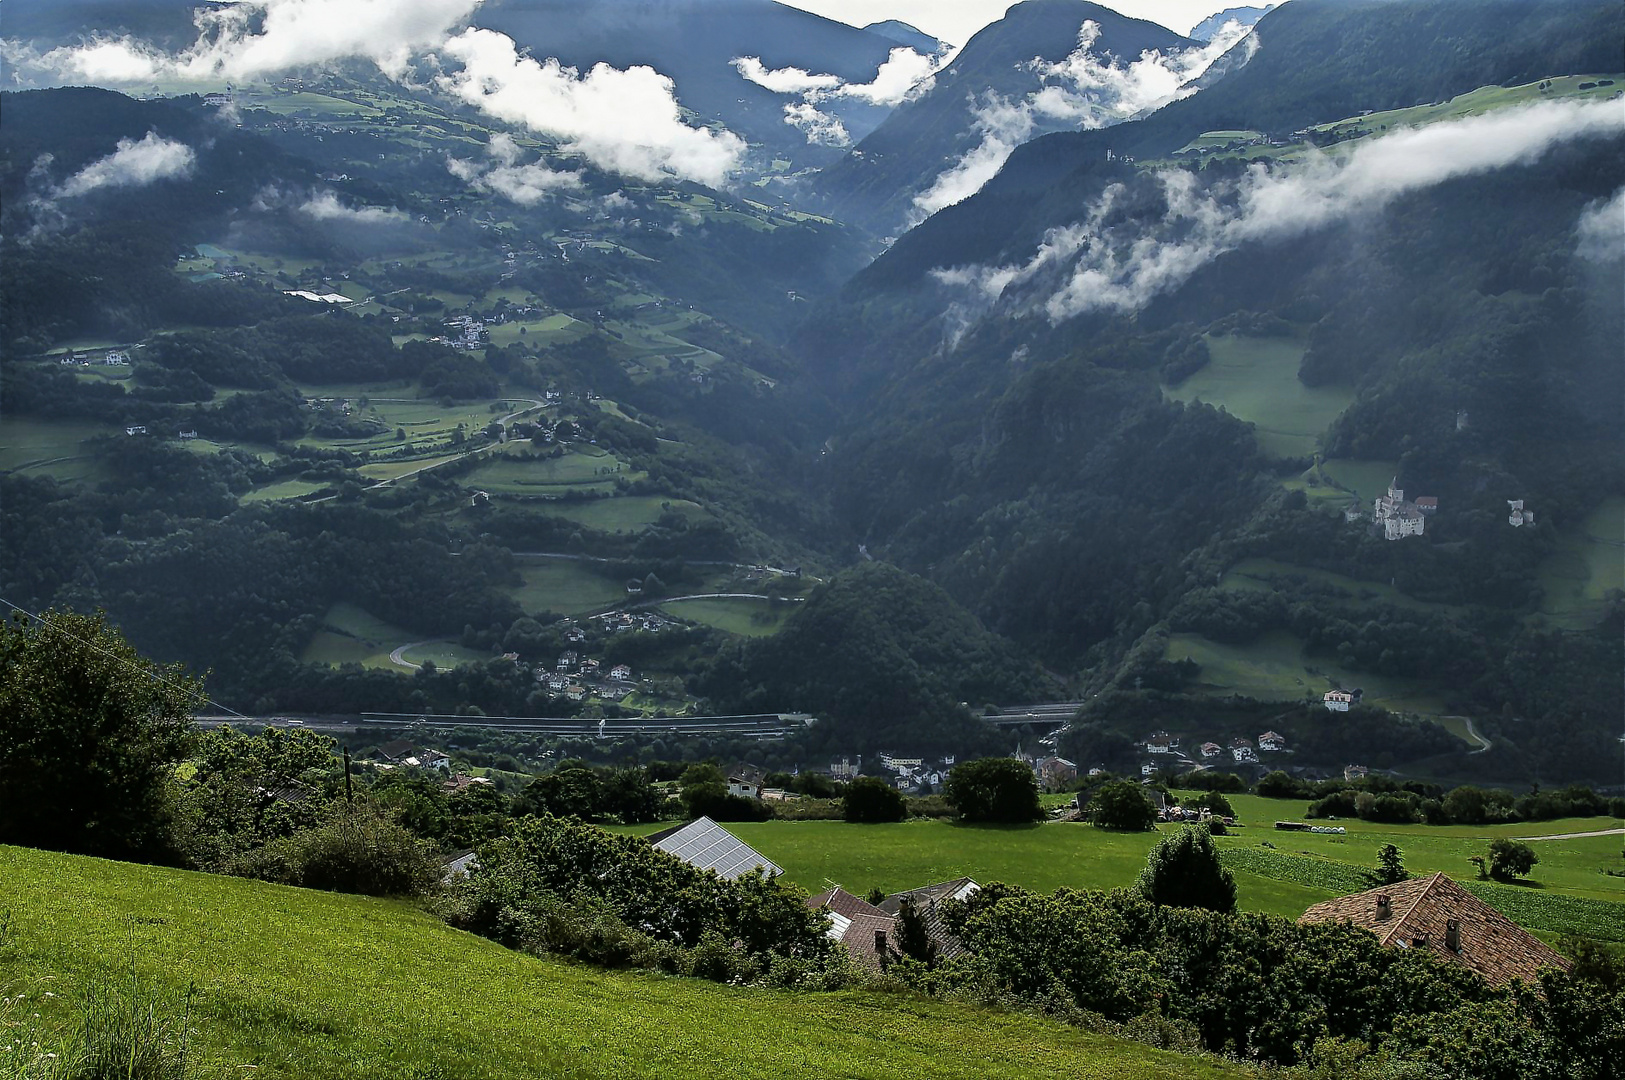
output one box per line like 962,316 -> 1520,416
662,596 -> 795,636
0,846 -> 1244,1080
627,810 -> 1625,941
0,416 -> 116,482
463,446 -> 632,496
510,558 -> 629,615
299,603 -> 417,670
543,495 -> 708,532
1536,495 -> 1625,628
1164,334 -> 1354,457
1163,629 -> 1450,715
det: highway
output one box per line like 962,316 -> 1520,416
194,711 -> 815,739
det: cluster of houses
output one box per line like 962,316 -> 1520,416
1363,479 -> 1437,540
436,315 -> 488,350
819,753 -> 957,794
642,816 -> 1569,987
588,610 -> 676,635
58,349 -> 129,367
1134,729 -> 1287,777
534,650 -> 637,702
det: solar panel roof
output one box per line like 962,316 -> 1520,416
649,817 -> 782,880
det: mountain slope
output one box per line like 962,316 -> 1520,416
0,843 -> 1249,1079
812,0 -> 1200,235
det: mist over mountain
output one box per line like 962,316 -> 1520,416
0,0 -> 1621,788
1190,5 -> 1273,41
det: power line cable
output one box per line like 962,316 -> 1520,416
0,596 -> 247,717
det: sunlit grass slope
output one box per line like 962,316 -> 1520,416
0,846 -> 1248,1080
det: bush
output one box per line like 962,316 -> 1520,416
233,803 -> 442,897
1488,838 -> 1539,883
944,759 -> 1044,823
1185,791 -> 1234,818
1090,781 -> 1157,832
1256,770 -> 1310,799
844,776 -> 907,823
680,782 -> 773,822
1137,824 -> 1237,913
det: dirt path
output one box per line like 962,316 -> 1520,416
388,641 -> 436,671
1443,715 -> 1493,753
1517,828 -> 1625,841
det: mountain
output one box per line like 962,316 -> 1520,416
862,19 -> 950,56
794,0 -> 1625,781
1190,5 -> 1274,42
473,0 -> 912,170
811,0 -> 1201,237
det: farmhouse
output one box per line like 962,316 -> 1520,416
1258,731 -> 1286,752
1344,764 -> 1370,781
1299,873 -> 1571,987
1323,688 -> 1363,712
1145,733 -> 1175,754
1036,756 -> 1078,790
727,764 -> 766,798
807,887 -> 897,971
1200,742 -> 1223,759
609,663 -> 633,681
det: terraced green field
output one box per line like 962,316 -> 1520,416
485,313 -> 589,347
1164,334 -> 1353,457
0,847 -> 1244,1080
463,447 -> 630,495
0,416 -> 115,482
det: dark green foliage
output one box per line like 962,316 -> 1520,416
0,609 -> 202,861
1185,791 -> 1233,818
680,783 -> 772,822
1177,771 -> 1246,794
1372,844 -> 1409,887
452,815 -> 831,980
699,563 -> 1048,752
1090,781 -> 1156,832
174,726 -> 339,868
944,758 -> 1043,823
1257,771 -> 1311,799
843,776 -> 907,823
1137,825 -> 1237,913
1489,839 -> 1539,883
235,802 -> 442,898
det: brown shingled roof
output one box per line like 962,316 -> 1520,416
807,886 -> 889,921
1299,872 -> 1571,987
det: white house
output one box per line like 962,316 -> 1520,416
1373,479 -> 1431,540
1324,689 -> 1363,712
609,664 -> 632,681
1508,499 -> 1534,527
1200,741 -> 1222,759
1258,731 -> 1286,752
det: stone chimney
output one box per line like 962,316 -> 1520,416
1446,919 -> 1461,953
1375,894 -> 1391,920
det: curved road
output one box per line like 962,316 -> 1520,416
388,641 -> 437,671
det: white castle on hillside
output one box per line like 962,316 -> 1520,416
1372,478 -> 1436,540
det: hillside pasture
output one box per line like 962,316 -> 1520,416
0,846 -> 1243,1080
0,416 -> 115,483
1164,334 -> 1354,457
542,495 -> 709,532
462,447 -> 630,496
299,603 -> 416,669
661,596 -> 794,636
486,313 -> 589,348
1220,556 -> 1465,616
509,558 -> 628,615
1536,495 -> 1625,628
1164,629 -> 1450,714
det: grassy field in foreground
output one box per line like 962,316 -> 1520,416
0,846 -> 1245,1080
1164,333 -> 1353,458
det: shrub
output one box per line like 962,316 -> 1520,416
1138,824 -> 1237,913
680,783 -> 772,822
1185,791 -> 1234,817
843,777 -> 907,823
944,759 -> 1043,823
235,803 -> 442,897
1487,838 -> 1539,883
1256,770 -> 1310,799
1090,781 -> 1157,832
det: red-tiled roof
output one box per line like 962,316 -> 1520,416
1299,872 -> 1571,987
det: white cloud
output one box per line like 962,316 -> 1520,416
299,189 -> 407,224
436,28 -> 744,187
733,46 -> 943,145
930,99 -> 1625,326
732,56 -> 842,95
911,19 -> 1254,223
784,102 -> 851,147
447,132 -> 583,204
12,0 -> 481,83
57,132 -> 195,198
1576,186 -> 1624,262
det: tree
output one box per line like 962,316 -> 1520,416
1090,780 -> 1157,831
1137,824 -> 1237,913
1371,843 -> 1409,886
1488,838 -> 1539,882
944,758 -> 1043,823
844,776 -> 907,823
1256,770 -> 1306,799
0,609 -> 203,860
1186,791 -> 1234,818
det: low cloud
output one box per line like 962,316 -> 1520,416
447,132 -> 583,204
299,189 -> 408,224
733,46 -> 944,146
931,99 -> 1625,328
1576,186 -> 1624,262
57,132 -> 195,198
437,28 -> 744,186
8,0 -> 480,83
911,19 -> 1254,223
